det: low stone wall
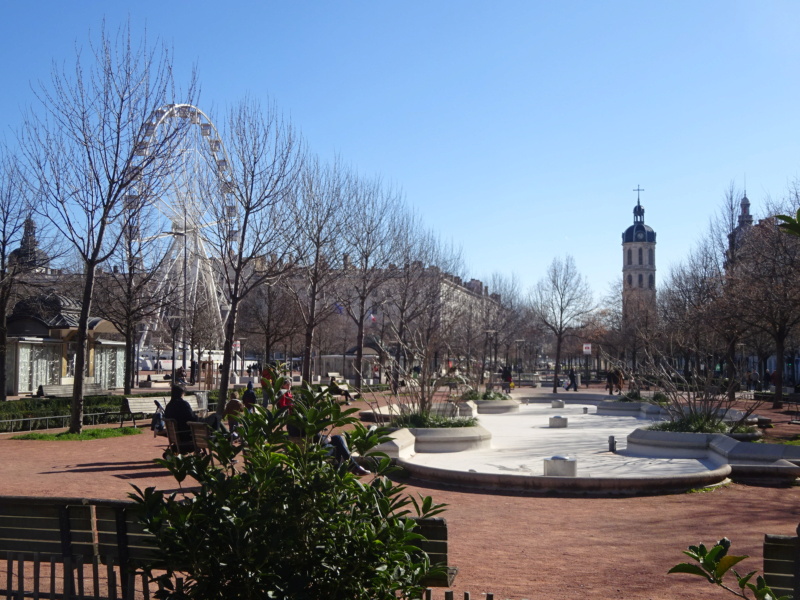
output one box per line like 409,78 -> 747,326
474,400 -> 520,414
373,428 -> 416,460
398,459 -> 733,495
409,426 -> 492,453
626,428 -> 800,484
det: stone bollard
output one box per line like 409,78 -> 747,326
543,455 -> 577,476
551,399 -> 565,409
549,416 -> 568,428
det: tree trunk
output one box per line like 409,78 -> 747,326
302,284 -> 317,383
552,335 -> 563,394
71,263 -> 98,433
774,336 -> 785,409
217,297 -> 241,417
124,326 -> 133,395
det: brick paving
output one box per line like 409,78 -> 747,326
1,389 -> 799,599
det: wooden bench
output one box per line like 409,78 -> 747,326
413,517 -> 458,587
764,526 -> 800,598
41,382 -> 106,398
0,495 -> 157,600
0,495 -> 455,597
121,395 -> 204,427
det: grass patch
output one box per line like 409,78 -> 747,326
768,436 -> 800,446
12,427 -> 143,441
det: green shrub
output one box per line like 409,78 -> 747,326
133,382 -> 444,600
651,391 -> 669,404
391,413 -> 478,428
649,415 -> 729,434
670,538 -> 788,599
460,389 -> 481,401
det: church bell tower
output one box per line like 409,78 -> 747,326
622,187 -> 656,319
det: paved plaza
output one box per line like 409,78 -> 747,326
406,387 -> 722,480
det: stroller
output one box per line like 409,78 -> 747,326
150,400 -> 166,437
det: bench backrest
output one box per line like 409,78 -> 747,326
764,532 -> 800,598
188,421 -> 211,454
413,517 -> 457,587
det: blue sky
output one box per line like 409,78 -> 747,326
3,1 -> 800,300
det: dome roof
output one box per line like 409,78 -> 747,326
622,199 -> 656,243
622,223 -> 656,243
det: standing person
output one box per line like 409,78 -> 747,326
606,371 -> 615,396
260,367 -> 273,399
242,381 -> 258,410
745,371 -> 752,392
276,379 -> 300,437
567,368 -> 578,392
752,369 -> 760,392
764,369 -> 772,390
501,366 -> 513,393
614,369 -> 624,395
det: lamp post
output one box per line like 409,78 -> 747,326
515,339 -> 525,386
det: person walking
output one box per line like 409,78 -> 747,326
567,368 -> 578,392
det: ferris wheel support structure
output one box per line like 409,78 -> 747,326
133,103 -> 238,374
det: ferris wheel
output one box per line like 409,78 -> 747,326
132,103 -> 238,357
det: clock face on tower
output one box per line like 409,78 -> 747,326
636,232 -> 644,240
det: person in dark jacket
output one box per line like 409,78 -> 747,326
164,384 -> 224,451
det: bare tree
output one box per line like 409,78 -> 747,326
335,177 -> 402,390
201,97 -> 304,413
730,215 -> 800,407
238,281 -> 304,369
529,256 -> 594,393
92,191 -> 175,393
20,23 -> 196,431
0,149 -> 52,401
284,156 -> 349,383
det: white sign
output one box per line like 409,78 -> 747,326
233,340 -> 241,351
583,343 -> 592,355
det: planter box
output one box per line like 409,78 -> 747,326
474,400 -> 520,414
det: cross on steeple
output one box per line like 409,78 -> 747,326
633,185 -> 644,203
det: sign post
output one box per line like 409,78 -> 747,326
583,344 -> 592,387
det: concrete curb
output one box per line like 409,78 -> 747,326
397,458 -> 732,495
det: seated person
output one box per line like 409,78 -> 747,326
313,432 -> 370,476
223,392 -> 245,436
276,380 -> 301,437
328,376 -> 354,405
164,384 -> 224,452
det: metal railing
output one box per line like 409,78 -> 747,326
0,411 -> 119,433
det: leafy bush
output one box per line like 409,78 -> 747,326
649,415 -> 730,434
669,538 -> 788,599
460,389 -> 481,401
133,380 -> 445,600
390,413 -> 478,428
460,389 -> 510,401
651,391 -> 670,404
0,395 -> 127,432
